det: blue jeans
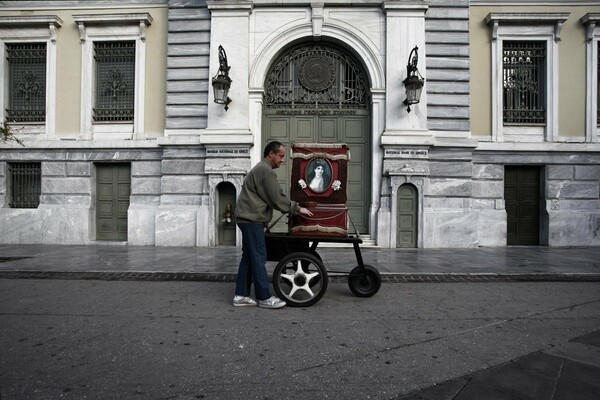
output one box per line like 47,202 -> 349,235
235,223 -> 271,301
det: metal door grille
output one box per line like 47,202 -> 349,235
5,43 -> 46,123
265,44 -> 368,110
8,163 -> 41,208
502,41 -> 546,125
93,41 -> 135,122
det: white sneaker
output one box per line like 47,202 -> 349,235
233,295 -> 257,307
258,296 -> 286,309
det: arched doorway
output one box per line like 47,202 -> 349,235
262,42 -> 371,233
216,182 -> 236,246
397,184 -> 418,248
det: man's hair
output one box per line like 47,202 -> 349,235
263,141 -> 284,158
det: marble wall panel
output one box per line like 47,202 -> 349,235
548,212 -> 600,246
161,159 -> 205,175
161,175 -> 206,194
204,158 -> 250,174
162,147 -> 205,159
40,195 -> 66,205
425,178 -> 472,197
40,195 -> 90,207
66,195 -> 92,207
37,207 -> 91,244
473,164 -> 503,180
429,148 -> 474,161
132,177 -> 161,195
0,207 -> 90,244
128,206 -> 156,246
574,165 -> 600,181
429,161 -> 472,178
424,197 -> 470,210
79,150 -> 161,162
550,199 -> 600,210
42,162 -> 66,176
376,209 -> 392,248
66,162 -> 91,177
546,182 -> 599,199
42,177 -> 92,195
160,194 -> 203,206
130,195 -> 160,205
475,153 -> 600,165
132,161 -> 162,176
0,162 -> 5,177
547,165 -> 573,180
155,207 -> 197,246
472,198 -> 504,210
477,209 -> 507,247
472,180 -> 504,199
423,210 -> 479,248
0,209 -> 41,243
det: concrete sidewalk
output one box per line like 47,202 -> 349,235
0,243 -> 599,282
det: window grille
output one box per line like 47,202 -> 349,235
5,43 -> 46,123
8,163 -> 41,208
265,44 -> 368,110
93,41 -> 135,122
502,41 -> 546,125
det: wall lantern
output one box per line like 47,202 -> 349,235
402,46 -> 425,113
212,45 -> 232,111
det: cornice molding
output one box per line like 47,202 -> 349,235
72,13 -> 153,43
0,15 -> 63,27
485,12 -> 570,42
206,1 -> 253,12
0,15 -> 63,43
581,13 -> 600,42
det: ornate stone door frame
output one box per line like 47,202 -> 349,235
387,169 -> 428,249
248,19 -> 385,237
203,145 -> 250,247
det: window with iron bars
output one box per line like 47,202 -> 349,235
503,41 -> 546,125
8,163 -> 41,208
93,41 -> 135,122
5,43 -> 46,123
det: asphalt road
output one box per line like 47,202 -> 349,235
1,279 -> 599,399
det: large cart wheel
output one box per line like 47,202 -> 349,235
348,265 -> 381,297
273,252 -> 328,307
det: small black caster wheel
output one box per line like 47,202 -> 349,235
348,265 -> 381,297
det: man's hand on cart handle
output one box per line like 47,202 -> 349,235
298,207 -> 313,217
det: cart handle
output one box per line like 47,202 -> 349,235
266,213 -> 286,233
348,215 -> 360,238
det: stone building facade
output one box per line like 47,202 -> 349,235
0,0 -> 599,249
